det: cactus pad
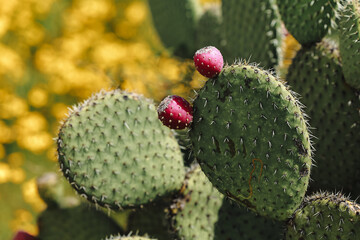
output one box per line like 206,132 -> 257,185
195,3 -> 222,51
285,192 -> 360,239
170,166 -> 285,239
285,40 -> 360,196
169,167 -> 224,239
277,0 -> 338,45
57,89 -> 185,209
222,0 -> 281,68
189,63 -> 312,220
147,0 -> 201,58
339,0 -> 360,89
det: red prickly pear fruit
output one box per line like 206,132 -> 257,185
157,95 -> 193,130
194,46 -> 224,78
13,231 -> 36,240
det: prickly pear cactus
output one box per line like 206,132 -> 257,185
189,63 -> 312,220
285,192 -> 360,239
277,0 -> 339,45
339,0 -> 360,89
147,0 -> 201,58
222,0 -> 282,68
57,89 -> 185,209
285,39 -> 360,196
37,204 -> 122,240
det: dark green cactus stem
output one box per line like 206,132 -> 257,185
195,3 -> 222,51
285,39 -> 360,197
37,204 -> 122,240
57,89 -> 185,209
222,0 -> 282,68
339,0 -> 360,89
189,63 -> 312,220
285,192 -> 360,239
147,0 -> 201,58
277,0 -> 339,45
127,199 -> 174,240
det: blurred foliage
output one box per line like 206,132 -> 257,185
0,0 -> 224,239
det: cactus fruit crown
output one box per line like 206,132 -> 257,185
56,89 -> 185,209
190,62 -> 313,221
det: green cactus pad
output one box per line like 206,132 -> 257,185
195,3 -> 222,51
277,0 -> 338,45
285,40 -> 360,197
170,166 -> 285,239
339,0 -> 360,89
222,0 -> 281,68
170,167 -> 224,239
189,63 -> 312,220
57,89 -> 185,209
37,204 -> 122,240
147,0 -> 201,58
285,192 -> 360,239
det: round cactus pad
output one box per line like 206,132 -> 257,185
190,63 -> 312,220
57,89 -> 185,209
285,192 -> 360,239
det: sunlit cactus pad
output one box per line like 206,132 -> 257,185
285,192 -> 360,239
57,89 -> 185,209
37,204 -> 122,240
190,63 -> 312,220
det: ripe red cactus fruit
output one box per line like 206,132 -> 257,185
157,95 -> 193,130
13,231 -> 36,240
194,46 -> 224,78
